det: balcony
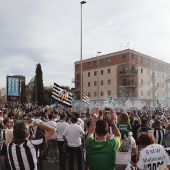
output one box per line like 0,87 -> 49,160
151,75 -> 157,80
71,78 -> 80,83
119,69 -> 138,76
119,81 -> 137,87
73,88 -> 80,91
152,86 -> 158,91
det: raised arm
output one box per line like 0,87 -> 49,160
32,122 -> 56,142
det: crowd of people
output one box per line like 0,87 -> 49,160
0,102 -> 170,170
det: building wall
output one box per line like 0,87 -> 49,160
74,49 -> 170,106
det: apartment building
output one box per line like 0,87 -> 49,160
73,49 -> 170,107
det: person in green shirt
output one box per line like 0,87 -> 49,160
117,112 -> 132,139
85,108 -> 121,170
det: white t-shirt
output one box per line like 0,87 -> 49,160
137,144 -> 170,170
56,121 -> 69,141
45,120 -> 57,140
116,135 -> 136,165
63,123 -> 85,147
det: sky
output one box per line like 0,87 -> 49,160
0,0 -> 170,89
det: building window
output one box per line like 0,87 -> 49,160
88,72 -> 90,77
141,90 -> 143,96
108,69 -> 111,74
163,93 -> 164,97
108,79 -> 111,85
94,81 -> 97,86
94,92 -> 97,97
101,80 -> 103,85
101,70 -> 103,75
107,58 -> 111,63
122,54 -> 126,59
141,79 -> 143,85
94,61 -> 97,66
148,81 -> 150,85
157,83 -> 159,87
148,91 -> 150,96
163,84 -> 164,88
108,91 -> 111,96
141,68 -> 143,74
88,62 -> 91,67
88,92 -> 91,97
131,54 -> 134,59
88,82 -> 90,87
101,91 -> 104,96
100,59 -> 104,64
94,71 -> 97,76
77,65 -> 80,69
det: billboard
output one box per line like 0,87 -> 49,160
7,76 -> 20,101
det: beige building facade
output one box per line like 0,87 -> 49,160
73,49 -> 170,107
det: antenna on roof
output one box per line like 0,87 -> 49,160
125,42 -> 129,49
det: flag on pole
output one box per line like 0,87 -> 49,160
83,93 -> 90,105
125,98 -> 130,105
52,82 -> 73,108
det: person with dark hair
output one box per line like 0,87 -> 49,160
137,132 -> 170,170
63,116 -> 85,170
56,113 -> 69,170
85,108 -> 121,170
152,119 -> 165,145
125,155 -> 137,170
6,121 -> 55,170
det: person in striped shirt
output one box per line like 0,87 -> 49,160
7,121 -> 55,170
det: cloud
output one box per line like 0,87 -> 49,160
0,0 -> 170,89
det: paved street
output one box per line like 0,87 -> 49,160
43,160 -> 86,170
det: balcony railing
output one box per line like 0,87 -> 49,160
73,88 -> 80,91
71,78 -> 80,83
119,70 -> 138,75
119,82 -> 137,87
152,86 -> 158,91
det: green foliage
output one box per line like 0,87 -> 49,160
44,87 -> 53,105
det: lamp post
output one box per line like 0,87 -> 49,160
80,1 -> 86,112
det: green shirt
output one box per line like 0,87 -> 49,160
85,135 -> 120,170
117,122 -> 132,138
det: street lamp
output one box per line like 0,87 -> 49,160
97,52 -> 101,106
80,1 -> 86,112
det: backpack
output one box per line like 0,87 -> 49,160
118,134 -> 132,152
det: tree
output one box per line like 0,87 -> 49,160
35,63 -> 45,105
21,81 -> 27,104
44,87 -> 53,105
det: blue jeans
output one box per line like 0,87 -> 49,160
68,145 -> 82,170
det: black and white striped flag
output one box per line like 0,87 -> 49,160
83,93 -> 90,105
52,82 -> 73,108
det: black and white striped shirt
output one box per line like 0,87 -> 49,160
7,137 -> 45,170
153,128 -> 165,145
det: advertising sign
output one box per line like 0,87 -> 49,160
7,76 -> 20,101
